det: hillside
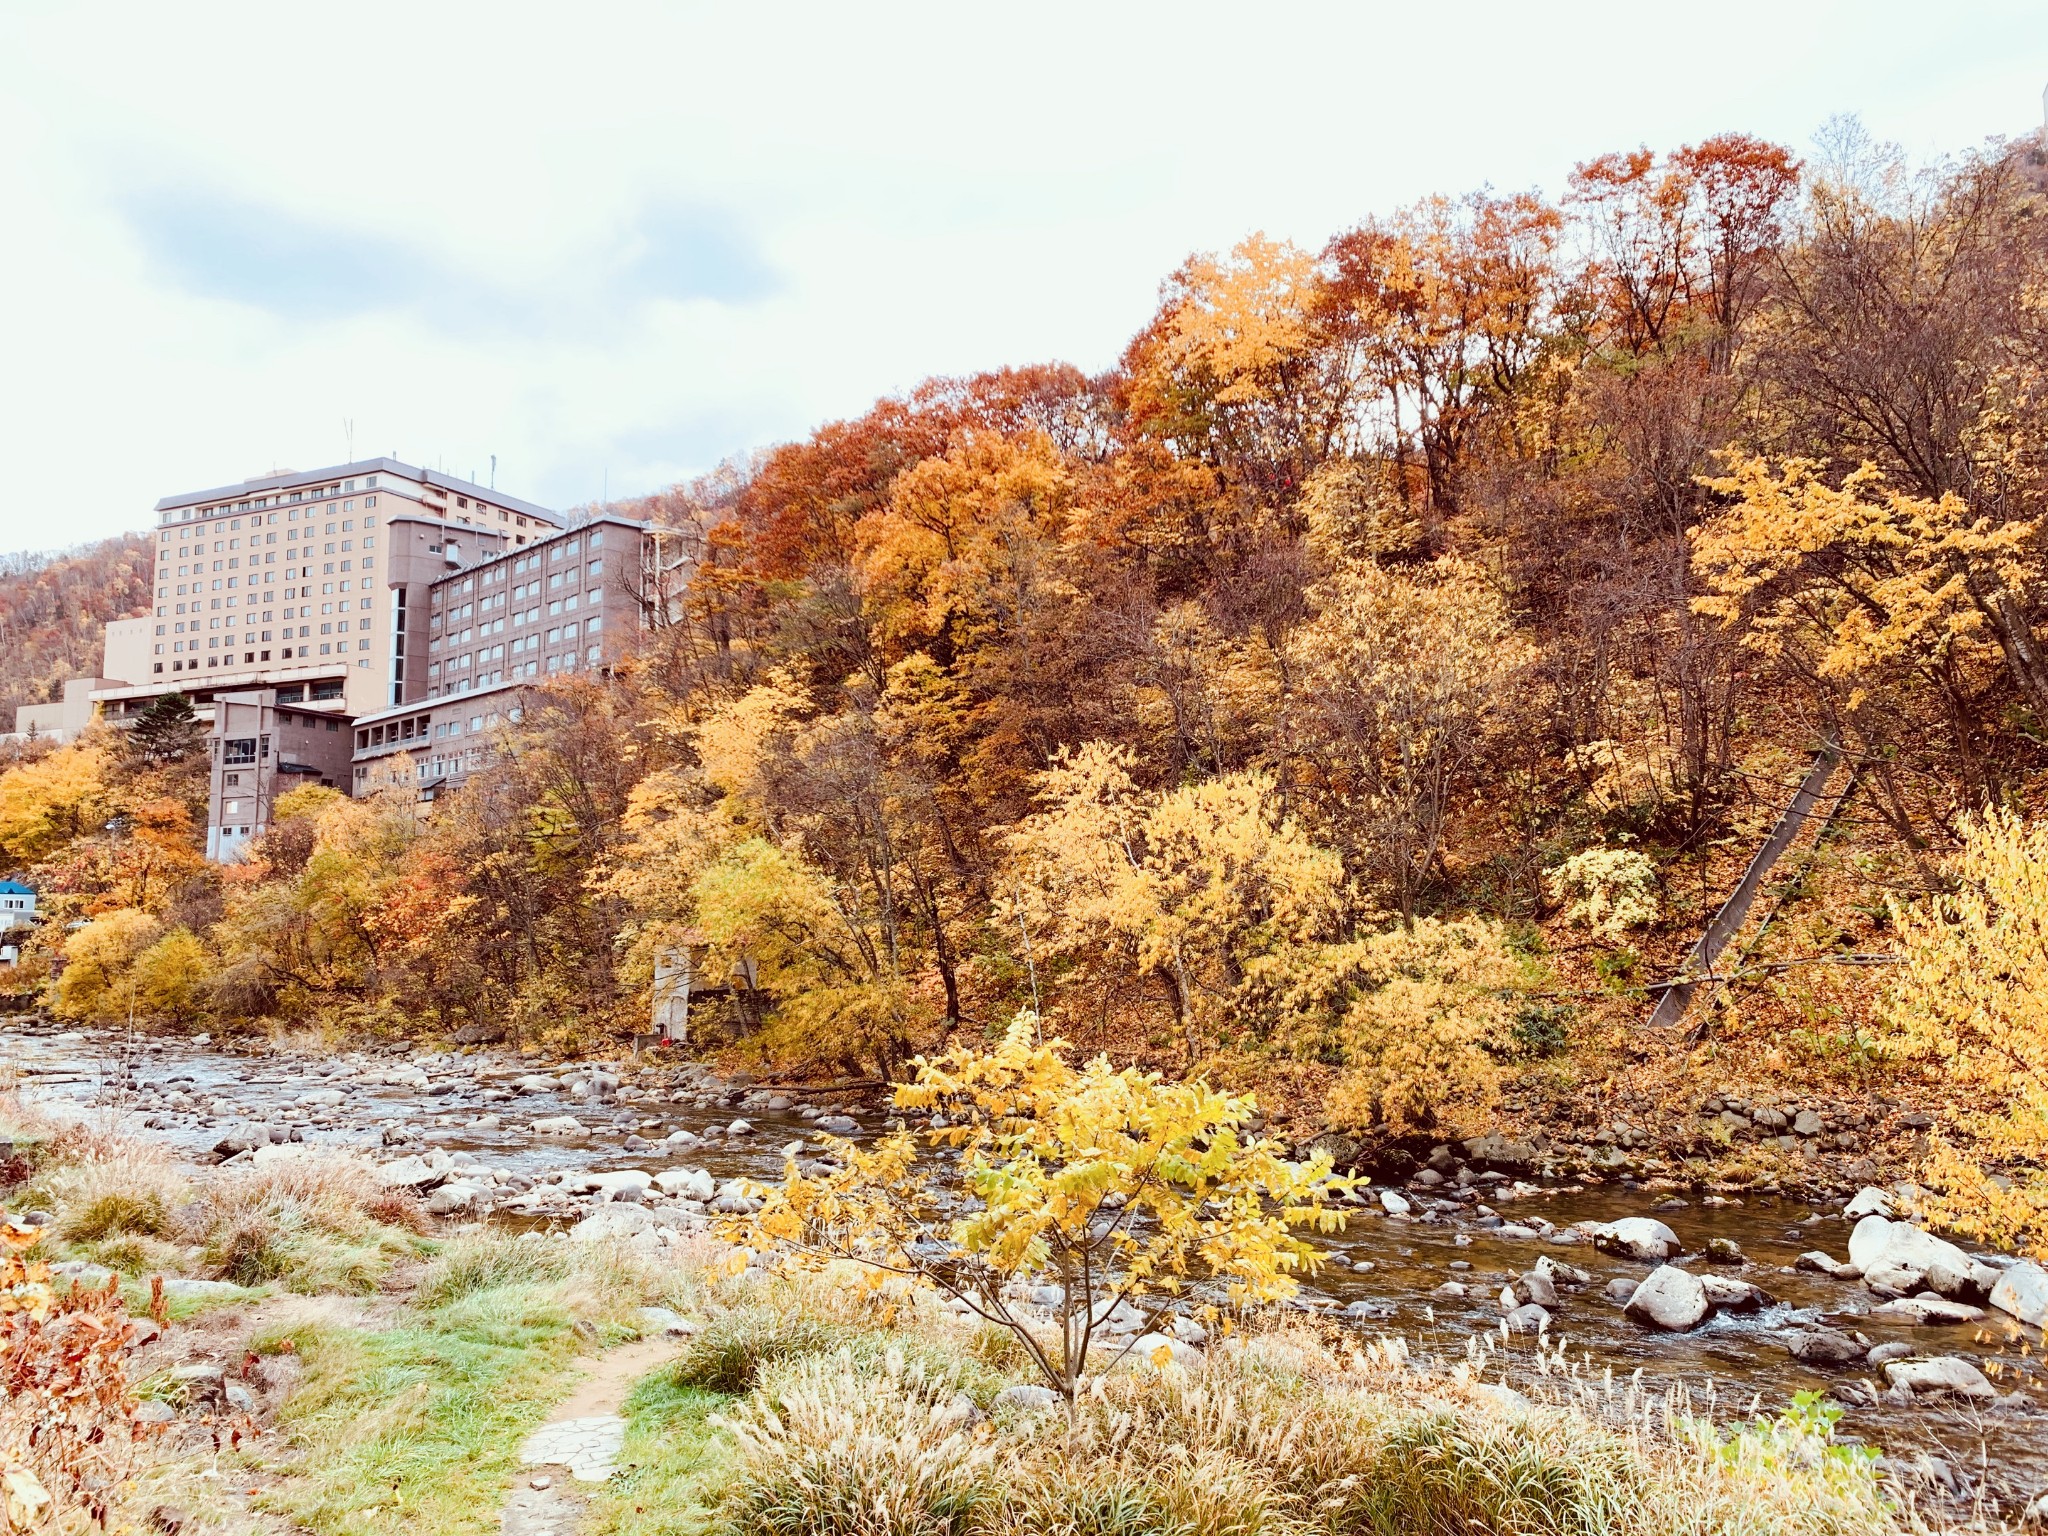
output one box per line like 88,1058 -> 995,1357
0,532 -> 154,720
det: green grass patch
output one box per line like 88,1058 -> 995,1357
253,1284 -> 586,1536
588,1369 -> 734,1536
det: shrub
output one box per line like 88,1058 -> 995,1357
1546,847 -> 1660,940
674,1306 -> 854,1393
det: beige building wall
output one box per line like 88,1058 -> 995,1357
101,617 -> 152,686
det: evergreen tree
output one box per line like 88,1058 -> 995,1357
127,692 -> 205,766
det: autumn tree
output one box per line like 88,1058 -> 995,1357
1694,455 -> 2044,818
1286,555 -> 1533,921
1887,808 -> 2048,1254
1000,742 -> 1344,1058
738,1013 -> 1348,1407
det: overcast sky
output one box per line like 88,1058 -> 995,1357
1,1 -> 2041,552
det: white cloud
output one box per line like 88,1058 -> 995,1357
0,0 -> 2041,547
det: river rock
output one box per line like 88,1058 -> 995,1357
1462,1132 -> 1539,1171
1594,1217 -> 1681,1262
654,1167 -> 715,1200
1883,1356 -> 1994,1401
296,1088 -> 345,1108
1847,1215 -> 1972,1292
816,1115 -> 860,1134
426,1183 -> 482,1215
513,1074 -> 557,1094
1502,1303 -> 1550,1335
570,1205 -> 656,1241
532,1115 -> 582,1135
1699,1275 -> 1768,1311
1793,1109 -> 1825,1137
1514,1269 -> 1559,1308
1869,1295 -> 1985,1325
1785,1327 -> 1866,1367
1924,1258 -> 2000,1303
637,1306 -> 698,1336
588,1170 -> 653,1198
1603,1277 -> 1638,1303
1128,1331 -> 1203,1370
1534,1255 -> 1592,1287
1991,1260 -> 2048,1327
1379,1189 -> 1412,1216
993,1384 -> 1061,1413
377,1155 -> 445,1189
1625,1265 -> 1708,1331
1704,1237 -> 1744,1264
1843,1187 -> 1894,1219
1795,1250 -> 1855,1277
1865,1341 -> 1914,1368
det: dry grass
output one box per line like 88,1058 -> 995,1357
704,1311 -> 1906,1536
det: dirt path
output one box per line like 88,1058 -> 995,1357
501,1338 -> 680,1536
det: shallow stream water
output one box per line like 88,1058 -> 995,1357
5,1021 -> 2043,1514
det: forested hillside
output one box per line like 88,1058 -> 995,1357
10,121 -> 2048,1250
0,532 -> 154,721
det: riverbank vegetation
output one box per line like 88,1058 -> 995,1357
6,123 -> 2048,1247
0,1101 -> 1911,1536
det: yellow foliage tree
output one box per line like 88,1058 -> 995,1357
1694,457 -> 2046,713
856,430 -> 1073,654
1887,807 -> 2048,1254
51,908 -> 161,1023
0,734 -> 114,870
1545,847 -> 1661,941
689,835 -> 931,1079
1287,555 -> 1532,921
737,1012 -> 1348,1406
1000,742 -> 1345,1056
1252,915 -> 1523,1134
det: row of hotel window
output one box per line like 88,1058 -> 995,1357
362,711 -> 508,749
163,495 -> 376,535
160,638 -> 371,673
439,529 -> 606,597
426,647 -> 604,695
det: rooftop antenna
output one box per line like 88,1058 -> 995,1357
490,454 -> 497,489
343,418 -> 355,463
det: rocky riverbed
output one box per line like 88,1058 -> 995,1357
6,1019 -> 2047,1518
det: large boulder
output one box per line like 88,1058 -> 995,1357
1843,1187 -> 1894,1220
1883,1356 -> 1994,1402
1847,1215 -> 1972,1291
1594,1217 -> 1681,1263
1990,1260 -> 2048,1328
654,1167 -> 716,1201
1624,1265 -> 1709,1331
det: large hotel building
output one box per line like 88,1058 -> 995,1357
15,458 -> 691,859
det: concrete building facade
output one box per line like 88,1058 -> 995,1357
145,458 -> 560,717
204,689 -> 358,859
348,512 -> 687,796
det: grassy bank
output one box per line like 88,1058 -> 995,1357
0,1100 -> 1919,1536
